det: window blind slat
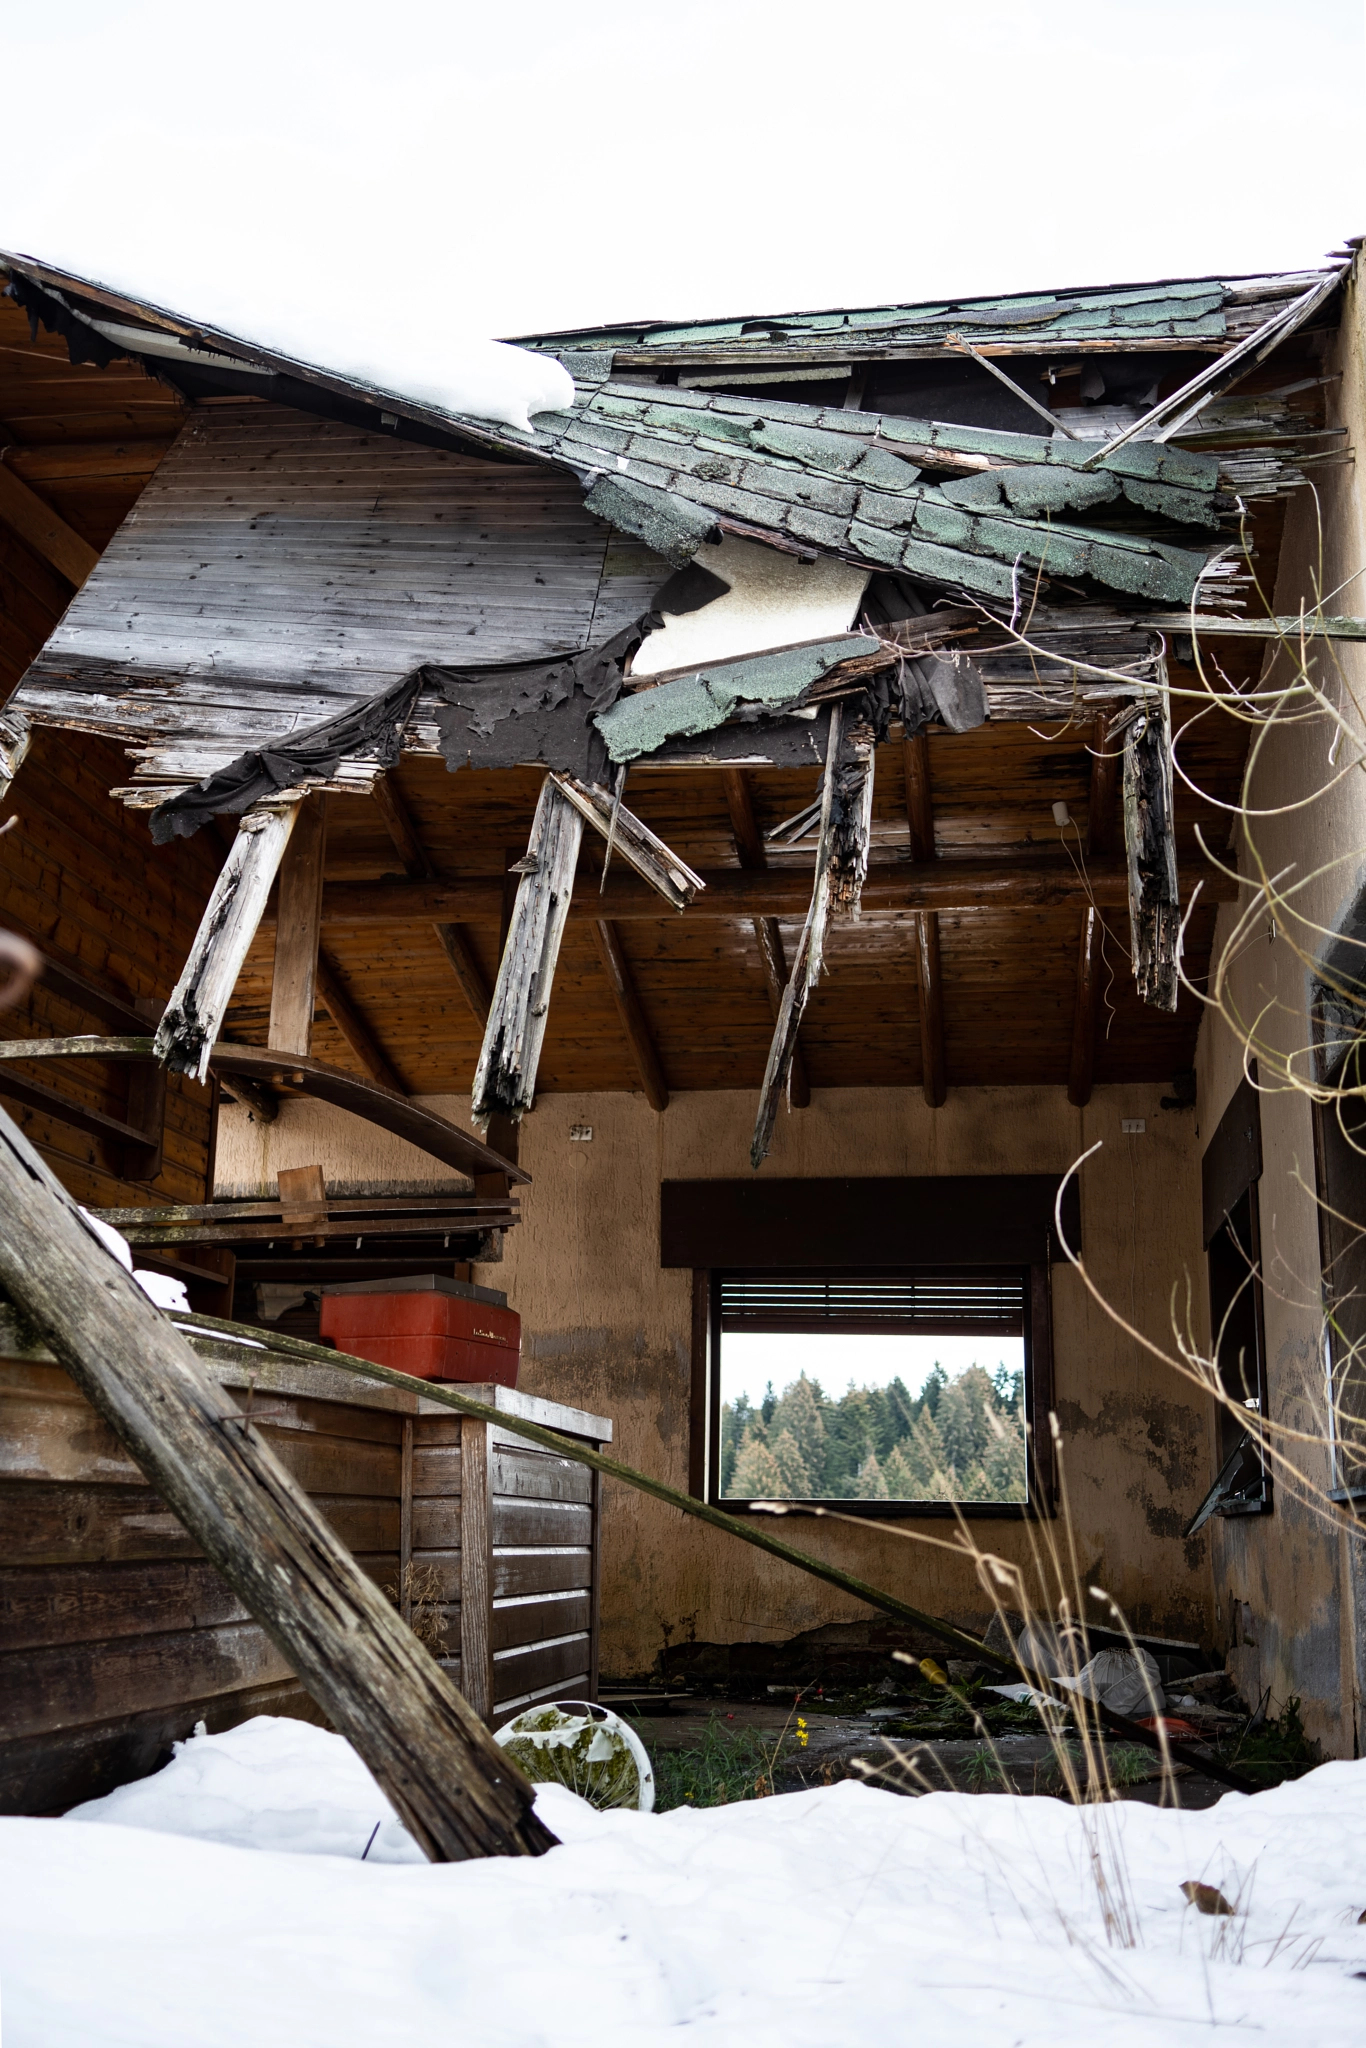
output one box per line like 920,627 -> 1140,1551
719,1272 -> 1025,1335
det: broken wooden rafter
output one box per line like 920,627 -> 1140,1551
268,795 -> 326,1058
752,705 -> 867,1168
1067,717 -> 1120,1107
155,798 -> 303,1081
0,710 -> 31,804
372,770 -> 490,1027
1120,680 -> 1181,1013
591,921 -> 668,1111
0,1036 -> 529,1183
314,948 -> 406,1094
722,766 -> 809,1110
472,778 -> 583,1129
550,773 -> 704,912
0,1104 -> 554,1862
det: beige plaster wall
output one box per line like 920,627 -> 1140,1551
1194,259 -> 1366,1757
472,1083 -> 1216,1680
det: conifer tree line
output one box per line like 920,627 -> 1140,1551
719,1361 -> 1026,1501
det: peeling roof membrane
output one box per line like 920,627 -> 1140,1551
594,636 -> 880,764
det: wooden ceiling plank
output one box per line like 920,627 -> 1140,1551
591,920 -> 668,1112
722,766 -> 810,1110
374,767 -> 495,1028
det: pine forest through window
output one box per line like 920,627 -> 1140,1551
715,1274 -> 1030,1506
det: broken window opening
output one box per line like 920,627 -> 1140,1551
709,1269 -> 1036,1516
1200,1077 -> 1271,1520
1312,1040 -> 1366,1502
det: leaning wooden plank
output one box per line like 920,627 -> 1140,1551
472,779 -> 583,1128
549,774 -> 704,911
751,707 -> 845,1169
0,1106 -> 555,1862
1119,682 -> 1181,1012
0,1038 -> 529,1184
155,798 -> 303,1081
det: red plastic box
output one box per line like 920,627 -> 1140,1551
319,1276 -> 520,1386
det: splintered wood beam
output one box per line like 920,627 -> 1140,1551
0,1104 -> 554,1862
753,707 -> 847,1169
372,770 -> 433,879
592,921 -> 668,1110
472,780 -> 583,1128
1067,720 -> 1118,1108
550,774 -> 703,910
902,732 -> 935,864
373,771 -> 490,1026
156,799 -> 302,1081
722,767 -> 809,1110
0,460 -> 101,587
1121,684 -> 1181,1012
268,795 -> 327,1057
915,913 -> 947,1108
314,948 -> 406,1094
1068,905 -> 1103,1108
0,709 -> 31,805
434,924 -> 492,1026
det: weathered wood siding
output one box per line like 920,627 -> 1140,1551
0,1343 -> 608,1812
16,405 -> 667,787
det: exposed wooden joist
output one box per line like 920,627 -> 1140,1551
156,799 -> 302,1080
311,852 -> 1235,927
373,769 -> 492,1027
268,796 -> 326,1057
591,920 -> 668,1112
314,948 -> 406,1094
902,732 -> 946,1108
722,767 -> 809,1110
0,459 -> 101,587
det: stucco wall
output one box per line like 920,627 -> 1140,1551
1193,263 -> 1366,1758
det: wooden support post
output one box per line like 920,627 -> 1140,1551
269,796 -> 327,1056
459,1413 -> 495,1722
591,920 -> 668,1111
1068,720 -> 1118,1107
1121,682 -> 1181,1012
373,771 -> 491,1028
903,730 -> 946,1108
315,948 -> 406,1094
157,799 -> 302,1081
0,1105 -> 554,1860
722,767 -> 809,1109
471,782 -> 583,1128
0,460 -> 101,586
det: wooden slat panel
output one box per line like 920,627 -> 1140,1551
0,1480 -> 398,1566
491,1445 -> 593,1505
415,1496 -> 593,1550
492,1634 -> 592,1708
492,1590 -> 591,1654
0,1620 -> 292,1740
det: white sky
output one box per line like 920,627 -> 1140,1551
720,1331 -> 1025,1409
1,2 -> 1361,348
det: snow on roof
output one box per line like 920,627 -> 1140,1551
1,241 -> 574,433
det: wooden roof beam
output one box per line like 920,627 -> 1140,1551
721,767 -> 809,1110
373,770 -> 491,1026
310,852 -> 1235,927
591,920 -> 668,1112
314,948 -> 407,1095
0,458 -> 100,588
1067,718 -> 1120,1108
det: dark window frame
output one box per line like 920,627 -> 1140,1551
695,1262 -> 1055,1520
1196,1077 -> 1272,1524
1312,1079 -> 1366,1503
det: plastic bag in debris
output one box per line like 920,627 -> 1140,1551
1054,1647 -> 1163,1718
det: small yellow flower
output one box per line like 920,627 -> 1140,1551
796,1717 -> 809,1748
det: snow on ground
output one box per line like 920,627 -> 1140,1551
2,1716 -> 1365,2047
0,240 -> 574,432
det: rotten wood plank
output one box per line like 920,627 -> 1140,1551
472,779 -> 583,1128
722,766 -> 809,1109
0,1104 -> 554,1861
1121,685 -> 1181,1012
591,921 -> 668,1111
550,774 -> 703,912
156,798 -> 303,1081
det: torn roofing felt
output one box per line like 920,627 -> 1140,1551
148,672 -> 422,842
430,617 -> 654,781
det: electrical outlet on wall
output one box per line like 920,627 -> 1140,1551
569,1124 -> 594,1142
1121,1118 -> 1146,1135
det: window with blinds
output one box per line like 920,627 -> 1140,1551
713,1268 -> 1032,1513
